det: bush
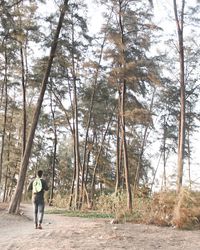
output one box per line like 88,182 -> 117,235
95,191 -> 151,223
147,190 -> 176,226
172,188 -> 200,229
50,193 -> 69,208
95,192 -> 127,221
95,188 -> 200,229
146,188 -> 200,229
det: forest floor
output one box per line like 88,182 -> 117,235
0,203 -> 200,250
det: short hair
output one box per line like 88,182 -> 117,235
37,170 -> 43,178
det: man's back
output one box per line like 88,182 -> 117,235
28,170 -> 49,229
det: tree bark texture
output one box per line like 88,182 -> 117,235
173,0 -> 186,193
49,92 -> 57,206
0,47 -> 8,184
70,19 -> 81,209
118,1 -> 132,210
20,44 -> 27,157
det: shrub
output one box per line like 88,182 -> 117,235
172,188 -> 200,229
147,190 -> 176,226
50,193 -> 69,208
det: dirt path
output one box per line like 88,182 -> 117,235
0,203 -> 200,250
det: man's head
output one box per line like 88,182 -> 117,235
37,170 -> 43,178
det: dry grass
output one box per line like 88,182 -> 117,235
139,188 -> 200,230
146,190 -> 176,226
172,188 -> 200,229
44,188 -> 200,230
50,194 -> 69,208
95,188 -> 200,229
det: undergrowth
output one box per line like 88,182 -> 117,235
50,188 -> 200,230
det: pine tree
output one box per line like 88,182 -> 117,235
100,0 -> 160,210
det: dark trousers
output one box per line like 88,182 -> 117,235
33,200 -> 45,226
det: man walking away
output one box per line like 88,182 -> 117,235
28,170 -> 48,229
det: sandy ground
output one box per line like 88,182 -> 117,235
0,203 -> 200,250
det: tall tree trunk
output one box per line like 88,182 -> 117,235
3,129 -> 12,202
69,161 -> 76,208
90,112 -> 114,206
8,0 -> 69,214
0,47 -> 8,184
68,77 -> 76,209
118,1 -> 132,210
20,43 -> 27,156
115,111 -> 121,193
2,106 -> 14,202
49,133 -> 57,206
173,0 -> 186,193
115,90 -> 124,193
17,1 -> 27,157
187,127 -> 191,189
187,104 -> 192,189
15,41 -> 27,212
134,88 -> 156,191
80,33 -> 107,208
49,92 -> 57,206
121,82 -> 132,210
163,115 -> 167,190
52,84 -> 74,207
71,23 -> 80,209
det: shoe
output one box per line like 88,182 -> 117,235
38,224 -> 42,229
35,224 -> 38,229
